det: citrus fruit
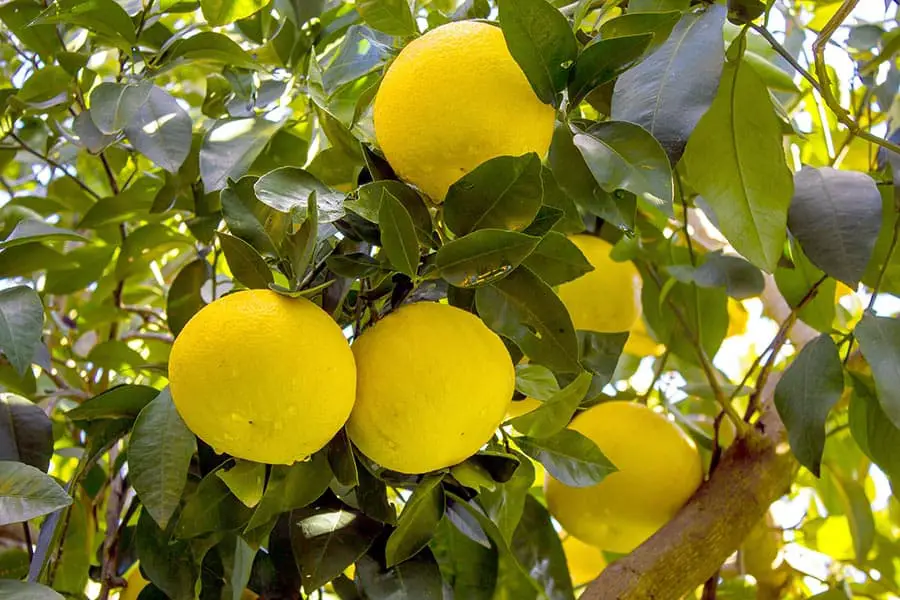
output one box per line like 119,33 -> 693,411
373,20 -> 555,201
558,235 -> 642,333
119,563 -> 148,600
545,401 -> 703,553
168,290 -> 356,465
726,299 -> 749,338
623,317 -> 663,357
561,533 -> 606,587
348,302 -> 515,474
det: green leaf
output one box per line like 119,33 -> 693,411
378,189 -> 419,279
221,177 -> 281,257
356,547 -> 443,599
688,252 -> 765,299
326,429 -> 358,487
254,167 -> 345,223
216,460 -> 266,507
0,286 -> 43,377
67,385 -> 160,423
436,230 -> 539,288
135,509 -> 198,599
515,363 -> 559,401
516,429 -> 615,487
774,335 -> 844,477
573,121 -> 673,214
444,153 -> 543,236
598,10 -> 681,53
0,461 -> 71,525
165,32 -> 261,70
854,314 -> 900,430
201,117 -> 284,191
282,193 -> 319,286
0,393 -> 53,472
201,0 -> 270,26
0,1 -> 60,58
357,462 -> 398,525
511,495 -> 575,600
219,232 -> 274,289
176,472 -> 254,538
167,259 -> 211,337
77,176 -> 161,228
829,472 -> 875,563
33,0 -> 136,51
578,330 -> 629,391
523,231 -> 593,286
682,58 -> 792,272
643,278 -> 728,365
0,219 -> 88,249
430,517 -> 498,600
385,475 -> 445,567
568,34 -> 653,108
123,87 -> 192,173
245,453 -> 332,532
540,167 -> 583,234
115,223 -> 192,279
476,267 -> 580,373
129,389 -> 196,530
612,4 -> 726,164
89,81 -> 152,134
14,65 -> 71,110
849,375 -> 900,482
73,112 -> 118,153
511,371 -> 591,438
0,581 -> 64,600
327,253 -> 383,279
498,0 -> 577,105
348,181 -> 435,247
86,340 -> 144,372
774,242 -> 835,333
356,0 -> 416,36
788,167 -> 882,287
291,503 -> 383,592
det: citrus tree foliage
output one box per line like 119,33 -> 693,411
0,0 -> 899,599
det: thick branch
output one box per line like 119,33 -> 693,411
583,375 -> 796,600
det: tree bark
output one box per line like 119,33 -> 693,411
581,274 -> 811,600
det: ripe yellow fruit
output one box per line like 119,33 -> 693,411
119,564 -> 148,600
169,290 -> 356,465
623,317 -> 663,357
726,299 -> 749,338
373,21 -> 555,201
545,401 -> 703,553
561,534 -> 606,587
348,302 -> 515,474
558,235 -> 642,333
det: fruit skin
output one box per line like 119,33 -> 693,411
558,235 -> 642,334
545,401 -> 703,553
726,298 -> 749,338
623,317 -> 663,357
561,533 -> 606,588
373,21 -> 555,201
118,563 -> 148,600
348,302 -> 515,474
168,290 -> 356,465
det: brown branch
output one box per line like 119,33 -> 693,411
5,133 -> 102,200
97,447 -> 127,600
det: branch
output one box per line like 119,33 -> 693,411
4,133 -> 102,200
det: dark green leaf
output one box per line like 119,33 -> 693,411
245,453 -> 332,532
86,341 -> 144,372
598,10 -> 681,53
568,34 -> 653,108
0,393 -> 53,471
612,4 -> 726,164
0,220 -> 88,249
219,232 -> 274,289
89,81 -> 152,134
135,509 -> 198,599
690,252 -> 765,299
523,231 -> 593,286
356,0 -> 416,36
0,581 -> 64,600
788,167 -> 882,286
176,472 -> 254,538
475,267 -> 580,373
436,230 -> 539,288
201,117 -> 284,191
854,314 -> 900,430
498,0 -> 577,104
578,330 -> 629,390
574,121 -> 673,214
327,253 -> 383,279
33,0 -> 136,50
511,495 -> 575,600
511,371 -> 591,438
124,87 -> 193,173
515,363 -> 559,401
357,462 -> 398,525
774,335 -> 844,476
77,179 -> 160,229
829,473 -> 875,562
114,223 -> 192,279
14,65 -> 71,110
254,167 -> 345,223
516,429 -> 615,487
73,112 -> 118,153
444,153 -> 543,236
216,460 -> 266,507
221,177 -> 281,256
385,475 -> 445,566
430,517 -> 497,600
201,0 -> 270,26
356,547 -> 443,600
167,259 -> 211,337
849,375 -> 900,481
292,503 -> 383,592
378,189 -> 419,279
643,278 -> 728,365
682,58 -> 792,272
283,193 -> 319,286
348,181 -> 436,247
0,286 -> 43,377
0,1 -> 60,58
165,32 -> 261,70
774,242 -> 835,333
0,461 -> 71,525
129,389 -> 196,530
326,429 -> 358,487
